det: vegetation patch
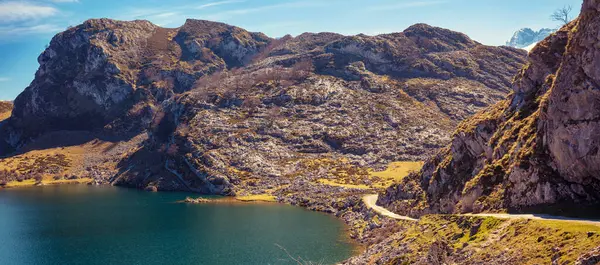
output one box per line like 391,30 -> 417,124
369,161 -> 424,188
369,215 -> 600,265
236,194 -> 277,202
317,179 -> 371,189
3,178 -> 92,188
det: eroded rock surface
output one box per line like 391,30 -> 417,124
380,0 -> 600,217
9,19 -> 270,138
1,19 -> 525,195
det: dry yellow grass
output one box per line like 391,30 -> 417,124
389,215 -> 600,265
369,161 -> 424,188
0,101 -> 12,122
0,136 -> 130,180
317,179 -> 371,189
0,111 -> 10,122
236,194 -> 277,202
310,161 -> 424,190
4,178 -> 92,188
0,147 -> 81,176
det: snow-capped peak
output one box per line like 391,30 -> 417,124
506,28 -> 554,49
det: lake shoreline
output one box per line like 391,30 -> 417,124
179,192 -> 369,256
0,184 -> 358,264
2,182 -> 370,261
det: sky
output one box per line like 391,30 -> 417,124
0,0 -> 584,100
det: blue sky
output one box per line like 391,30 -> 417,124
0,0 -> 583,100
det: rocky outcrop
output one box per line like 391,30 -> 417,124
8,19 -> 270,140
380,0 -> 600,217
321,24 -> 524,91
576,246 -> 600,265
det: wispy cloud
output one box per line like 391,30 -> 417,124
202,1 -> 327,21
152,12 -> 179,18
50,0 -> 79,3
124,0 -> 244,21
144,12 -> 182,26
120,1 -> 322,27
0,24 -> 63,37
0,2 -> 59,22
369,0 -> 447,11
196,0 -> 244,10
0,77 -> 10,82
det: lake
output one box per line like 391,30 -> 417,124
0,185 -> 355,265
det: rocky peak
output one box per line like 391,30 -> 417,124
506,27 -> 555,49
321,25 -> 525,88
380,0 -> 600,217
269,32 -> 344,56
7,18 -> 271,140
12,19 -> 158,133
403,23 -> 479,52
176,19 -> 271,67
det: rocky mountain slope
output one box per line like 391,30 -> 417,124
381,0 -> 600,218
8,19 -> 270,138
506,27 -> 555,49
0,19 -> 526,197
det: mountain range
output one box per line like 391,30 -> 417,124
2,2 -> 600,263
506,27 -> 555,51
0,19 -> 526,197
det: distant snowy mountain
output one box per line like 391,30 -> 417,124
506,28 -> 555,49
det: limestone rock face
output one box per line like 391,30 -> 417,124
9,19 -> 270,138
321,24 -> 524,91
12,19 -> 156,133
545,0 -> 600,185
380,0 -> 600,217
2,19 -> 526,194
113,24 -> 525,195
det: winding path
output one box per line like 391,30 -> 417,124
363,194 -> 600,226
362,194 -> 417,222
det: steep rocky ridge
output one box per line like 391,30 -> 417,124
380,0 -> 600,217
8,19 -> 270,139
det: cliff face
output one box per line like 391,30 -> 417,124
380,0 -> 600,217
9,19 -> 270,138
1,19 -> 526,195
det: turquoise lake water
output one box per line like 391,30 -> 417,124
0,185 -> 355,265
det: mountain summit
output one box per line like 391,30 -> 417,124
506,27 -> 555,50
